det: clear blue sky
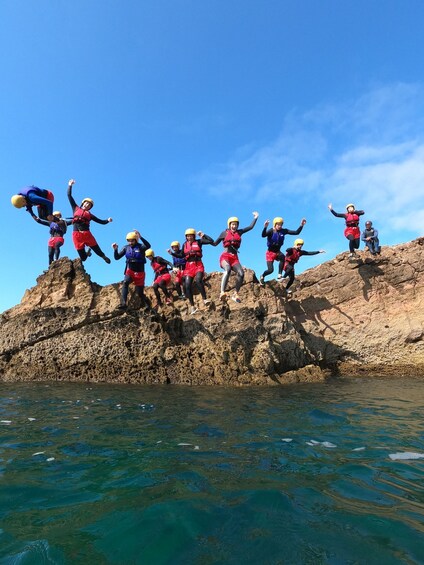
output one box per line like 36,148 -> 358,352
1,0 -> 424,313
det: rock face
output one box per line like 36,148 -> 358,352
1,239 -> 423,384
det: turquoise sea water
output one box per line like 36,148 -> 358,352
0,378 -> 423,564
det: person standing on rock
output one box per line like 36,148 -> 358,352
112,230 -> 151,310
145,249 -> 174,310
11,186 -> 54,220
328,203 -> 364,257
361,221 -> 381,255
167,241 -> 186,299
182,228 -> 214,315
28,209 -> 73,265
259,216 -> 306,285
212,212 -> 259,303
67,179 -> 112,263
282,239 -> 325,294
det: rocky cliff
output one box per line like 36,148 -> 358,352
1,239 -> 423,384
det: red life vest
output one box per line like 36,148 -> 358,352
286,248 -> 302,264
151,258 -> 169,276
183,240 -> 202,261
223,229 -> 241,249
73,206 -> 92,226
345,213 -> 359,228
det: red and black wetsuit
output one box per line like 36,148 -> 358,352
330,208 -> 364,253
67,184 -> 111,262
283,247 -> 321,289
212,217 -> 258,293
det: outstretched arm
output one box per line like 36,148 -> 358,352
285,219 -> 307,236
67,179 -> 78,211
197,232 -> 214,245
239,211 -> 259,235
328,204 -> 346,219
27,207 -> 50,226
90,214 -> 113,225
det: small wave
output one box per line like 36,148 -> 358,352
389,452 -> 424,461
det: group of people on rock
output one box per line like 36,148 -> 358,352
11,182 -> 381,314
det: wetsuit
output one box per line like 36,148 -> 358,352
182,235 -> 214,307
361,227 -> 381,255
260,223 -> 304,281
20,186 -> 54,219
169,250 -> 187,297
30,210 -> 72,264
330,208 -> 365,253
283,247 -> 321,290
149,256 -> 173,305
213,217 -> 258,294
67,184 -> 111,262
114,236 -> 151,308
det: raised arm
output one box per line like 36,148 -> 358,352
67,179 -> 78,211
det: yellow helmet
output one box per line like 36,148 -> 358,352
170,241 -> 180,247
273,216 -> 284,226
294,239 -> 304,246
11,194 -> 26,208
145,249 -> 154,257
185,228 -> 196,236
346,203 -> 355,210
81,197 -> 94,207
227,216 -> 239,227
126,231 -> 139,241
53,211 -> 62,218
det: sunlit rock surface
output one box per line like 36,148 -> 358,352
1,238 -> 423,384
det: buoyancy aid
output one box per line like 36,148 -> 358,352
267,229 -> 285,250
345,212 -> 360,227
73,206 -> 92,227
125,244 -> 146,264
363,228 -> 376,239
151,258 -> 169,276
285,248 -> 302,264
183,240 -> 202,261
49,220 -> 67,237
172,255 -> 186,268
223,229 -> 241,250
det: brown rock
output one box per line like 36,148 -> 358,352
1,239 -> 424,384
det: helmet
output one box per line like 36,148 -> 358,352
227,216 -> 239,227
81,197 -> 94,207
365,220 -> 372,226
53,211 -> 62,218
294,239 -> 304,246
126,231 -> 139,241
11,195 -> 26,208
273,217 -> 284,226
346,203 -> 355,210
170,241 -> 180,247
185,228 -> 196,236
145,249 -> 154,257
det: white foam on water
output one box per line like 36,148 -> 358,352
194,446 -> 200,450
178,443 -> 191,446
28,418 -> 36,421
281,438 -> 293,442
72,416 -> 79,420
322,442 -> 337,448
1,420 -> 12,425
353,447 -> 366,451
389,452 -> 424,461
308,440 -> 320,445
46,457 -> 55,462
32,452 -> 45,456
